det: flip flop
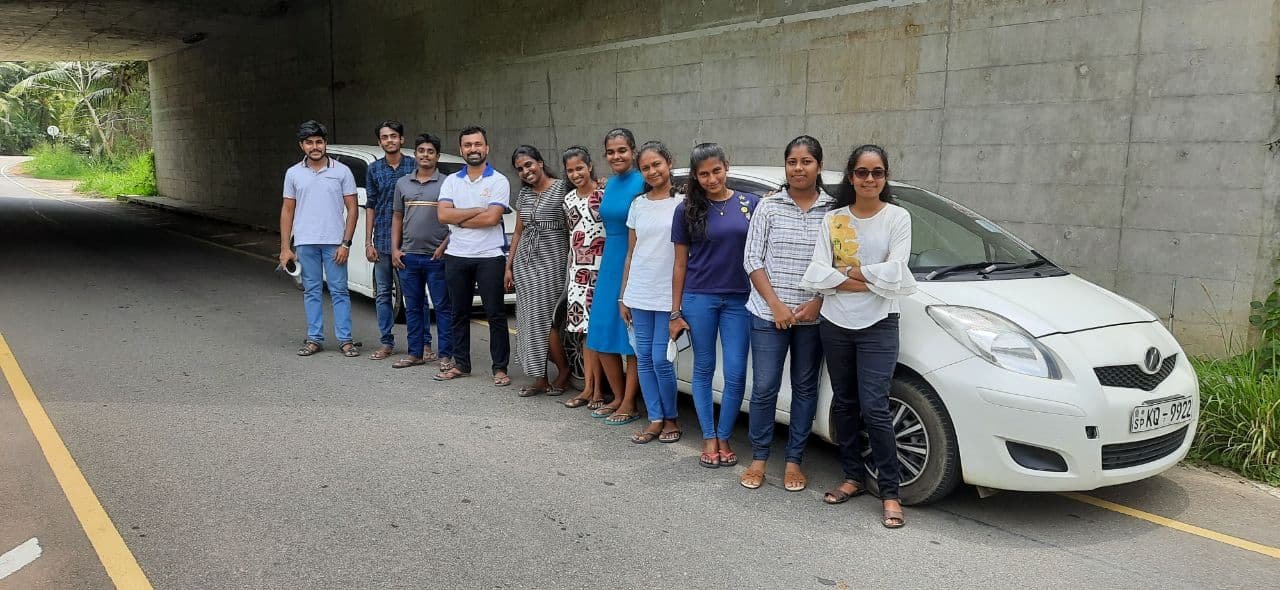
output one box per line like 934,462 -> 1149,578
586,398 -> 607,410
493,373 -> 512,387
699,452 -> 720,469
591,405 -> 619,419
563,397 -> 591,408
432,368 -> 471,381
547,385 -> 569,397
392,357 -> 425,369
658,429 -> 681,443
518,386 -> 546,397
631,428 -> 662,444
718,449 -> 738,467
369,345 -> 394,360
604,412 -> 639,426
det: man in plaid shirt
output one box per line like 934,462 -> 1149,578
364,120 -> 416,360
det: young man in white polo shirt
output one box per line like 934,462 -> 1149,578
278,120 -> 360,357
432,125 -> 512,385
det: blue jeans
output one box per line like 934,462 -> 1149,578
683,292 -> 750,440
632,308 -> 678,421
820,315 -> 901,500
747,316 -> 823,464
296,244 -> 352,344
399,253 -> 452,359
373,252 -> 396,347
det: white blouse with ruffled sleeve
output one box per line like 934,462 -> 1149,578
799,203 -> 917,330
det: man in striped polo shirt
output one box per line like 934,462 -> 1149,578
390,133 -> 453,370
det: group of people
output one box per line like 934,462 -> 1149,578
279,120 -> 916,529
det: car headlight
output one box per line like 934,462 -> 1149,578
927,306 -> 1063,379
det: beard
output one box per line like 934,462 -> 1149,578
465,152 -> 486,166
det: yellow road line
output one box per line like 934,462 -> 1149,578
1061,492 -> 1280,560
0,332 -> 154,588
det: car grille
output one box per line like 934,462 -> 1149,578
1101,425 -> 1188,470
1094,354 -> 1177,391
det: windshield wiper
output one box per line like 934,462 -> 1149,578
924,261 -> 1014,281
985,259 -> 1052,273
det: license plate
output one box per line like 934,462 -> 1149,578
1130,397 -> 1194,433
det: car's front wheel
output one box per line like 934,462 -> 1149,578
387,270 -> 406,324
832,377 -> 961,505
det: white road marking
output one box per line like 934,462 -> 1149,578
0,537 -> 42,580
232,241 -> 261,247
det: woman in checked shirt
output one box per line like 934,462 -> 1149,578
738,136 -> 835,492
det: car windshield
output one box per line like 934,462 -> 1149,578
890,186 -> 1060,278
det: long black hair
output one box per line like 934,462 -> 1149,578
636,140 -> 674,194
682,142 -> 729,242
781,135 -> 824,192
510,144 -> 557,187
832,144 -> 892,208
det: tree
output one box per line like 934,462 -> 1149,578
7,61 -> 149,157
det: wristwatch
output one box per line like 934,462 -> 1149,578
341,239 -> 353,248
669,310 -> 683,320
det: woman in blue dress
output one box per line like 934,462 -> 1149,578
585,128 -> 644,425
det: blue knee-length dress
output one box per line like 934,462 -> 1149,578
586,169 -> 644,355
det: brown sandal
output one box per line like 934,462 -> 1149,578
823,480 -> 866,504
432,367 -> 470,381
421,347 -> 438,361
783,469 -> 808,492
392,357 -> 425,369
296,340 -> 323,356
739,468 -> 765,489
369,345 -> 394,360
883,508 -> 906,529
339,342 -> 360,357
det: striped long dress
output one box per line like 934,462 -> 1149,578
512,179 -> 571,378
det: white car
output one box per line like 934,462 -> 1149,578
327,144 -> 517,318
670,166 -> 1199,504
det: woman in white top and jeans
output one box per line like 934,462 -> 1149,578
801,144 -> 916,529
619,141 -> 684,443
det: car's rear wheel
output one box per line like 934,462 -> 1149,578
388,271 -> 406,324
832,377 -> 961,505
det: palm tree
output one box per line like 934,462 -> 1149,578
9,61 -> 124,156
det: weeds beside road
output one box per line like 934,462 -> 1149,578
21,143 -> 155,197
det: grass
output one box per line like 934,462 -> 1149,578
1190,352 -> 1280,485
24,143 -> 157,196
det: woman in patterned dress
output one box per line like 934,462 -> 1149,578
560,145 -> 608,409
585,128 -> 643,426
505,145 -> 572,397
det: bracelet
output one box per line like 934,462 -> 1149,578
669,310 -> 683,320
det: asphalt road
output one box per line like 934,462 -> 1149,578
1,156 -> 1277,589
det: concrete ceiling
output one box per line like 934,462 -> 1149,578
0,0 -> 295,61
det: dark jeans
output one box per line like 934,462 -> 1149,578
399,253 -> 451,359
444,254 -> 509,374
820,314 -> 901,500
373,252 -> 396,347
748,316 -> 823,464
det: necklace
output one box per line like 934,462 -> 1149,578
710,198 -> 731,215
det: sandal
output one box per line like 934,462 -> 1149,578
493,373 -> 512,387
296,340 -> 323,356
339,341 -> 360,358
823,480 -> 866,505
883,508 -> 906,529
783,469 -> 808,492
718,449 -> 738,467
369,345 -> 393,360
518,386 -> 546,397
586,398 -> 607,411
699,452 -> 720,469
658,429 -> 682,443
432,367 -> 470,381
563,397 -> 591,408
547,385 -> 568,397
438,358 -> 455,372
604,412 -> 639,426
739,468 -> 765,489
392,357 -> 425,369
421,347 -> 438,361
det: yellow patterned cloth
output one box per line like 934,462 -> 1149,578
828,213 -> 861,267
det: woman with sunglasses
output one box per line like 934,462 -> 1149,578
801,144 -> 916,529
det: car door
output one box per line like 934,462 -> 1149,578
332,152 -> 374,298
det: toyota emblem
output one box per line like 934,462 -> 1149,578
1143,347 -> 1162,374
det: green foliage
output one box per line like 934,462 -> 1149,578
25,142 -> 156,196
1190,353 -> 1280,485
1,61 -> 150,156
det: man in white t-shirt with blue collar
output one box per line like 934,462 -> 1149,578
278,120 -> 360,358
432,125 -> 513,386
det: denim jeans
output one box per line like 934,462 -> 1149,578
820,315 -> 901,500
632,308 -> 678,421
444,254 -> 509,374
748,316 -> 823,464
373,252 -> 396,347
683,292 -> 750,440
399,253 -> 452,360
296,244 -> 352,344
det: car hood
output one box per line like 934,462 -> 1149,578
916,274 -> 1157,337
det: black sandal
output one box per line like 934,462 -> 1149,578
339,341 -> 360,357
297,340 -> 323,356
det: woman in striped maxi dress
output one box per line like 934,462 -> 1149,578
505,145 -> 572,396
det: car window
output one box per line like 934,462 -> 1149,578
335,155 -> 368,190
670,174 -> 776,198
893,187 -> 1046,272
438,161 -> 464,175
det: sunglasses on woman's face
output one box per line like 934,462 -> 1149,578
852,168 -> 887,180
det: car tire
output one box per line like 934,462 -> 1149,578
560,329 -> 587,388
390,271 -> 406,324
834,377 -> 961,505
